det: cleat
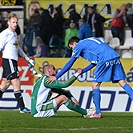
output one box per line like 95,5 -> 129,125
83,107 -> 96,118
20,107 -> 31,114
88,112 -> 102,118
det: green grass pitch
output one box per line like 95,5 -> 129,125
0,111 -> 133,133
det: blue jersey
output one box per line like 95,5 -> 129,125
73,38 -> 119,64
55,37 -> 119,79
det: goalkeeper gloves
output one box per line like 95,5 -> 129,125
28,63 -> 37,75
25,57 -> 35,66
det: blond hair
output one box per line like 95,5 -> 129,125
8,13 -> 18,21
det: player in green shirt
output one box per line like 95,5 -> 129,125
31,64 -> 95,118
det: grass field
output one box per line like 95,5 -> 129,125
0,111 -> 133,133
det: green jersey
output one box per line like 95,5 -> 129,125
31,75 -> 77,115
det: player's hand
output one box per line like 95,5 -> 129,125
75,68 -> 82,74
28,63 -> 33,69
28,59 -> 35,66
25,57 -> 35,66
46,76 -> 57,83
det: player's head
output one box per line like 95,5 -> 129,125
68,36 -> 80,50
43,64 -> 57,76
7,13 -> 18,32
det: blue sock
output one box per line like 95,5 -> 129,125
122,84 -> 133,100
93,88 -> 101,114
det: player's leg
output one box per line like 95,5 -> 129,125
92,82 -> 101,116
34,99 -> 57,117
0,78 -> 10,98
34,95 -> 69,117
52,94 -> 87,115
11,78 -> 30,113
119,80 -> 133,100
11,78 -> 25,110
62,95 -> 96,118
64,98 -> 87,115
112,59 -> 133,100
5,58 -> 30,113
91,60 -> 113,118
0,58 -> 11,98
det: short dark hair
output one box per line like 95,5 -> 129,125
126,3 -> 132,8
68,36 -> 80,47
88,6 -> 94,9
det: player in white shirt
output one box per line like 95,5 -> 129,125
0,14 -> 34,113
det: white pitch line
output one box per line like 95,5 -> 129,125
1,127 -> 133,131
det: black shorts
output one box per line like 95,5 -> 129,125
2,58 -> 19,80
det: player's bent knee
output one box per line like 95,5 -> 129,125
59,95 -> 68,103
118,80 -> 127,87
92,82 -> 101,89
1,78 -> 10,89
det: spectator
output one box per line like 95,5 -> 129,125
33,36 -> 49,57
52,6 -> 65,40
38,8 -> 53,46
28,8 -> 42,28
23,23 -> 40,56
110,4 -> 127,45
64,20 -> 78,57
0,20 -> 6,32
28,1 -> 40,18
83,6 -> 106,37
64,5 -> 81,29
78,19 -> 92,40
24,1 -> 40,33
126,3 -> 133,37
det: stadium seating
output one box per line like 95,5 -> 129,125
108,37 -> 120,49
122,51 -> 132,58
119,38 -> 133,50
119,38 -> 133,57
98,37 -> 104,41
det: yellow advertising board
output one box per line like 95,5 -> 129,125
26,0 -> 132,19
34,58 -> 133,87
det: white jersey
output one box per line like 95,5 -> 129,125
33,76 -> 51,111
0,28 -> 25,61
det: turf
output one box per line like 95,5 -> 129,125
0,111 -> 133,133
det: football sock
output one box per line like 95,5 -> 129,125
122,84 -> 133,100
93,88 -> 101,114
64,99 -> 87,115
14,90 -> 25,111
0,88 -> 4,98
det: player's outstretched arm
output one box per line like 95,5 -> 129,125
46,56 -> 77,83
18,46 -> 35,66
44,68 -> 82,89
82,63 -> 96,74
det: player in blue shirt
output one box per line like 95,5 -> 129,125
48,36 -> 133,118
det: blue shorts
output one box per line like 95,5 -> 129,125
93,58 -> 126,83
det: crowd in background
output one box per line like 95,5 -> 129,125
0,1 -> 133,58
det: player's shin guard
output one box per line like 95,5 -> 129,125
14,90 -> 25,111
93,89 -> 101,114
64,99 -> 87,115
122,84 -> 133,100
0,88 -> 4,98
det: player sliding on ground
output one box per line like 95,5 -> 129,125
47,36 -> 133,118
31,64 -> 94,118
